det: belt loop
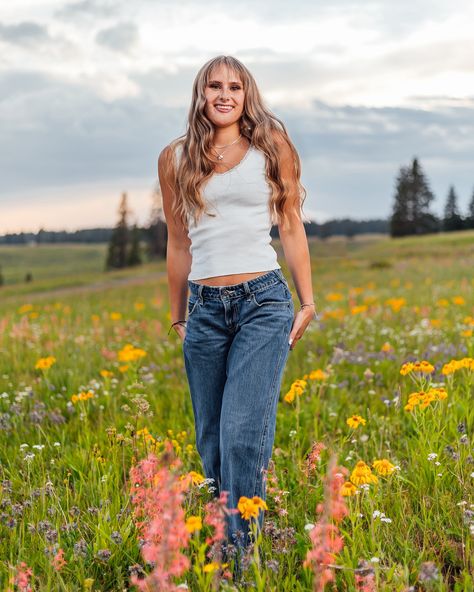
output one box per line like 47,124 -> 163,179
243,280 -> 251,301
198,284 -> 204,304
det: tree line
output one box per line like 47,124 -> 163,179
390,157 -> 474,236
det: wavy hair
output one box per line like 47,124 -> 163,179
166,55 -> 307,231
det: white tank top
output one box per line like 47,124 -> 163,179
174,142 -> 281,281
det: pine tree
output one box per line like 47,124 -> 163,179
390,157 -> 439,237
465,187 -> 474,230
146,180 -> 167,259
127,223 -> 142,266
443,186 -> 464,231
105,192 -> 130,270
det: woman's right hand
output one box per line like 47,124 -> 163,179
175,323 -> 186,343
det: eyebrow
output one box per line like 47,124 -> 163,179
208,80 -> 242,85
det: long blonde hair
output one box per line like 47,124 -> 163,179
167,55 -> 307,231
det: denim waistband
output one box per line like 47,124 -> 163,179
188,268 -> 287,301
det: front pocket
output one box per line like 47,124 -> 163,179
251,283 -> 292,307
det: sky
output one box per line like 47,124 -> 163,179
0,0 -> 473,233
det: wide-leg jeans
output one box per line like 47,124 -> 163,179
182,268 -> 294,553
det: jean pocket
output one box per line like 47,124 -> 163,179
251,282 -> 292,307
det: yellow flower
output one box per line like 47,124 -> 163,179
346,415 -> 366,429
284,378 -> 307,403
237,495 -> 267,520
118,365 -> 129,373
118,343 -> 147,362
18,304 -> 34,314
351,305 -> 368,315
340,481 -> 357,496
325,292 -> 344,302
110,312 -> 122,320
385,297 -> 406,312
71,390 -> 94,404
100,369 -> 113,378
350,461 -> 378,486
203,562 -> 229,573
188,471 -> 205,485
185,515 -> 202,533
400,360 -> 435,375
452,296 -> 465,306
372,459 -> 396,476
307,369 -> 329,380
251,496 -> 268,510
35,356 -> 56,370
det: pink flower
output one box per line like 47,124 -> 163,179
304,456 -> 349,592
129,441 -> 191,591
9,562 -> 33,591
52,548 -> 67,572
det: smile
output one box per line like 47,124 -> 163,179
214,105 -> 234,113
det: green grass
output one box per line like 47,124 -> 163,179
0,231 -> 473,591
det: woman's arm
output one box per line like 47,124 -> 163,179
272,131 -> 317,348
157,145 -> 192,340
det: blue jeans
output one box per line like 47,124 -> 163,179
183,268 -> 294,554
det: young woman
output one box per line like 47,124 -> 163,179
158,55 -> 317,566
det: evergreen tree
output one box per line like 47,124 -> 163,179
127,223 -> 142,266
0,265 -> 4,287
390,157 -> 439,237
443,186 -> 464,231
146,180 -> 167,260
105,192 -> 130,270
465,187 -> 474,230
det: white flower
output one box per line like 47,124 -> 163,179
381,517 -> 392,523
53,442 -> 61,447
370,557 -> 380,563
372,510 -> 382,518
32,444 -> 45,450
304,523 -> 315,531
359,434 -> 369,442
427,453 -> 438,461
470,472 -> 474,479
19,443 -> 29,449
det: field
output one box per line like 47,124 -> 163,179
0,231 -> 473,591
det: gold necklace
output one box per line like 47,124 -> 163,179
212,134 -> 242,161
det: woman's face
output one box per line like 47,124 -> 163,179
204,65 -> 245,130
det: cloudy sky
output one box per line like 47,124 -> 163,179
1,0 -> 473,233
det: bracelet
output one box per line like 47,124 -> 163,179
300,302 -> 319,321
167,320 -> 187,336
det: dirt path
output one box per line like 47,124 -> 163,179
3,271 -> 167,304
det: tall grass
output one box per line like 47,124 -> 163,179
0,232 -> 473,590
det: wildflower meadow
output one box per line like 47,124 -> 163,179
0,231 -> 473,591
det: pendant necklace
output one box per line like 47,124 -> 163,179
212,133 -> 242,161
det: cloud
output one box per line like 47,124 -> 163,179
0,21 -> 51,46
1,65 -> 473,232
54,0 -> 121,21
95,22 -> 139,52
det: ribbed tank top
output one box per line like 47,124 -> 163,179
174,142 -> 281,281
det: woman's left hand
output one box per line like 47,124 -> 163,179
288,307 -> 315,351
